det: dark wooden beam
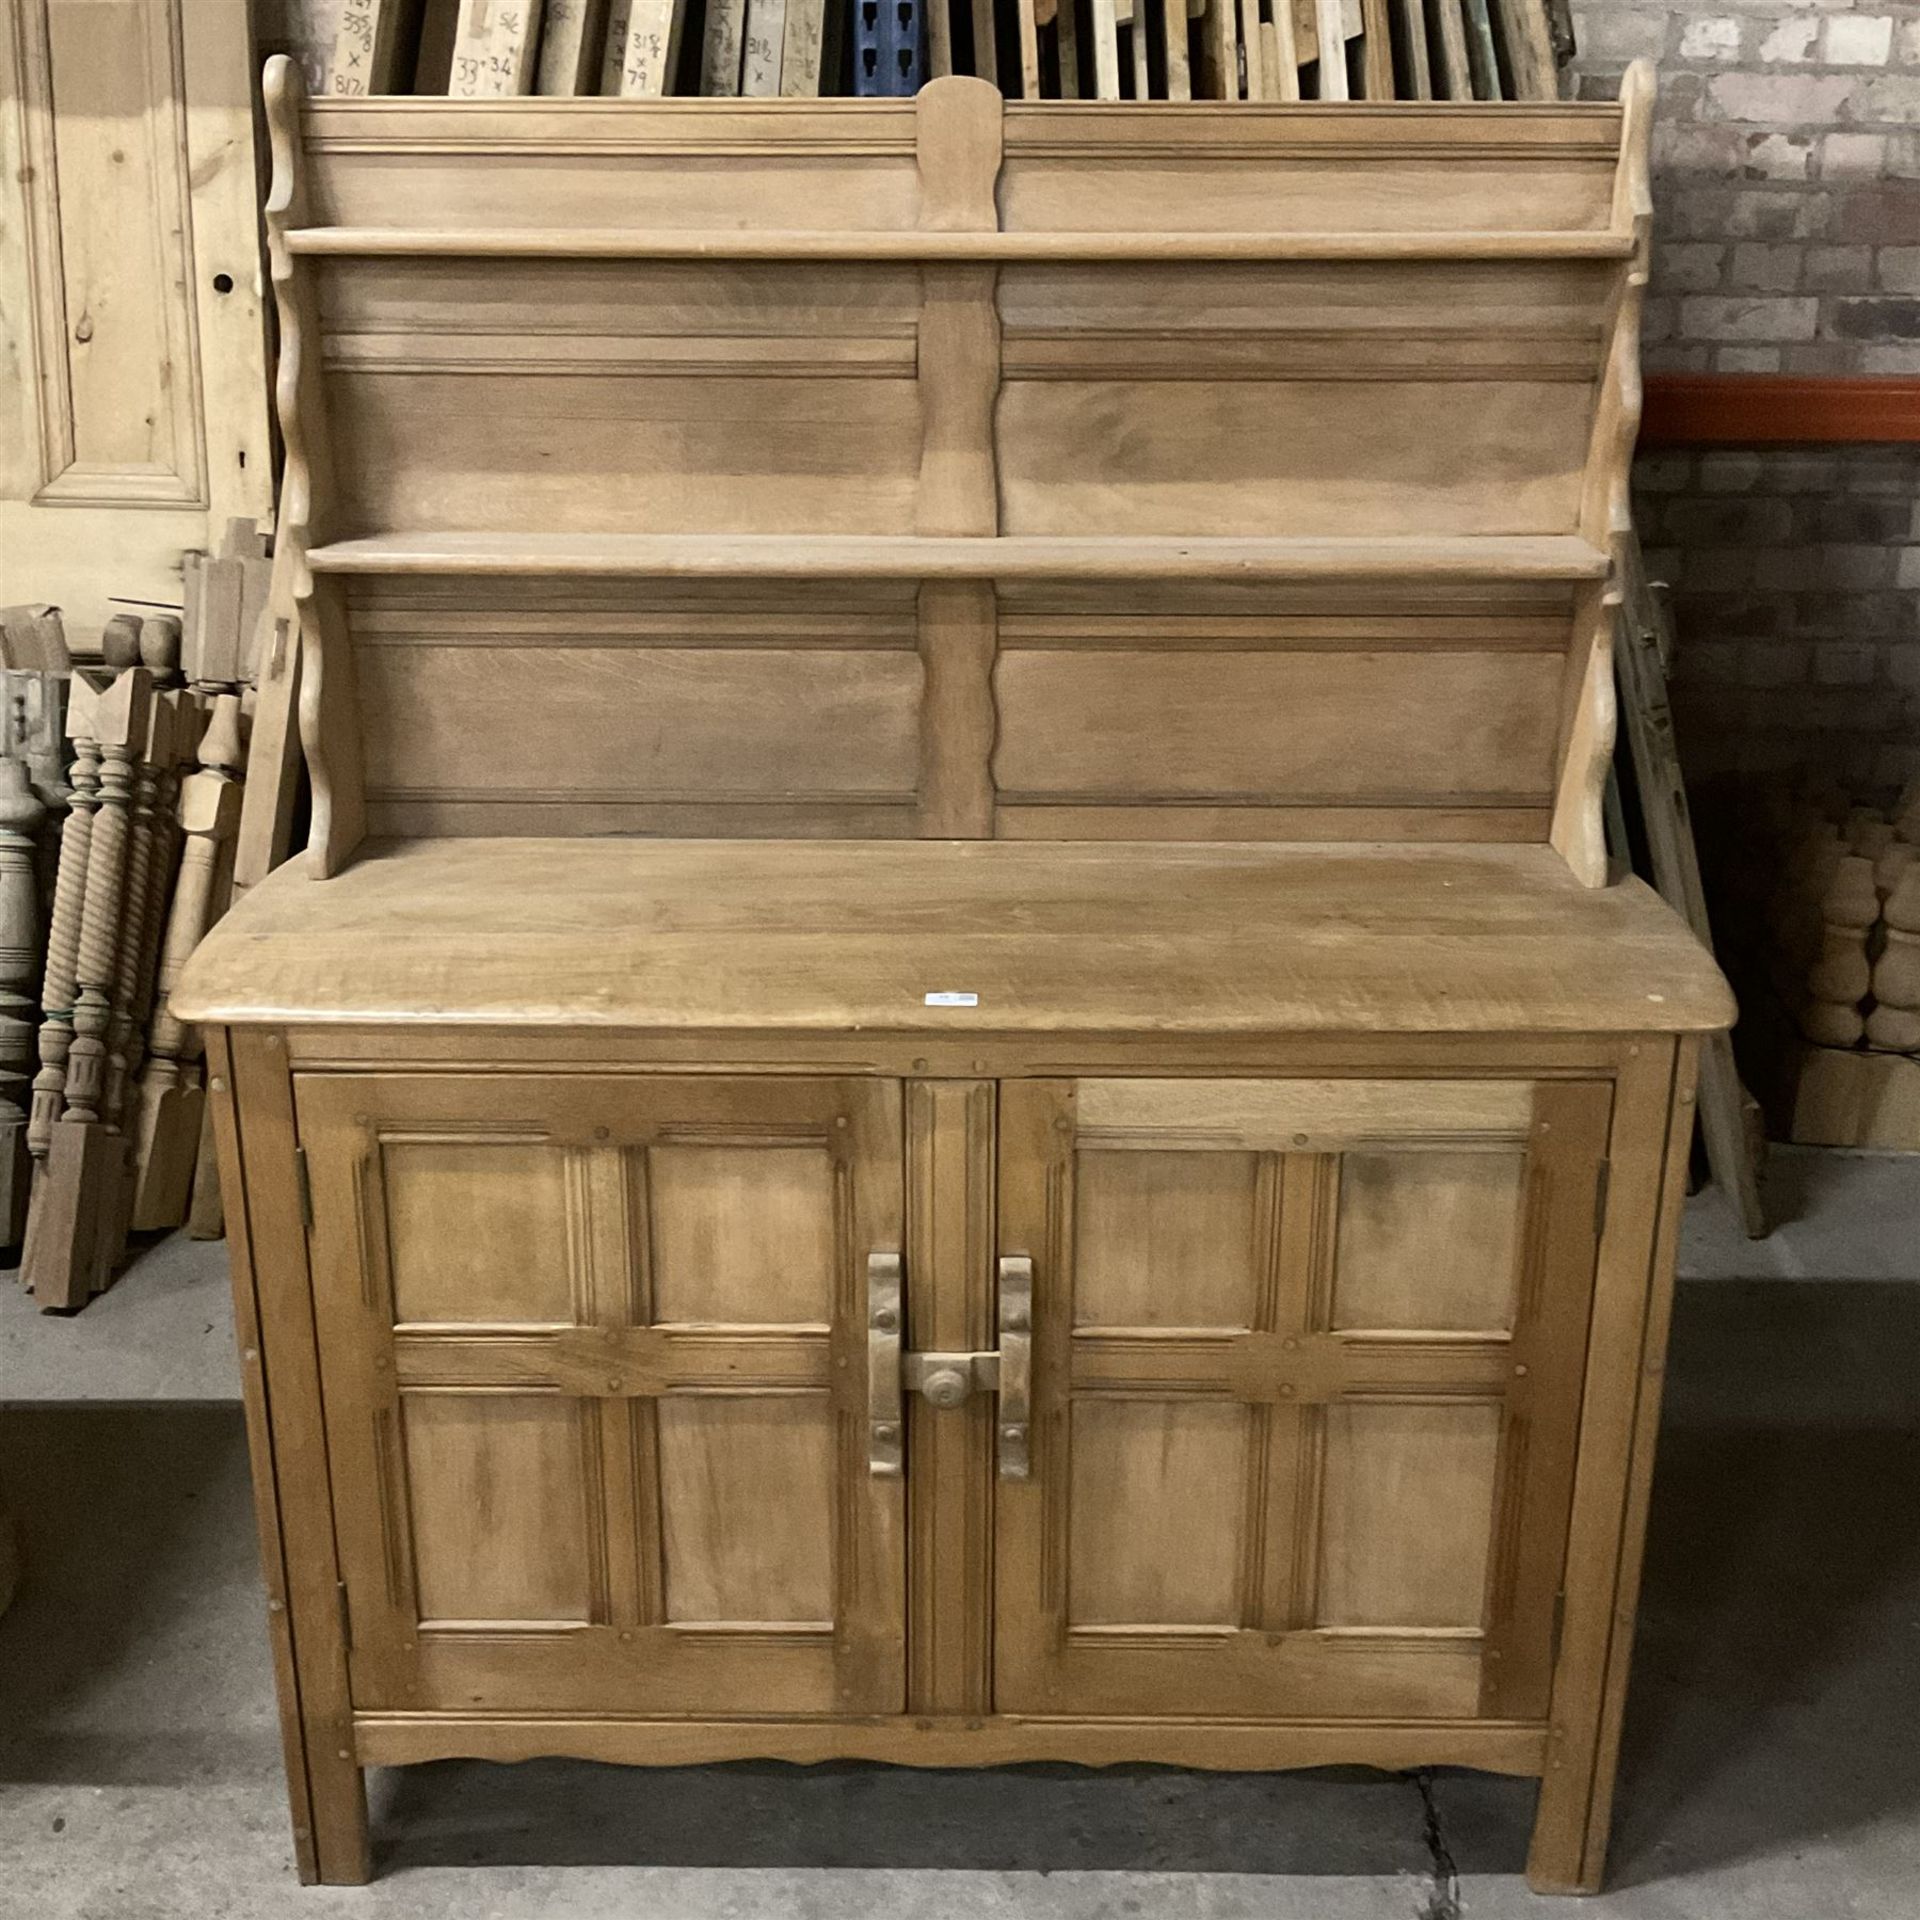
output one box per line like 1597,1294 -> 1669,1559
1641,375 -> 1920,447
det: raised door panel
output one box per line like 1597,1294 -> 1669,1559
295,1072 -> 904,1718
995,1075 -> 1610,1723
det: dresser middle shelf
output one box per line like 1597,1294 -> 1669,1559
303,532 -> 1613,582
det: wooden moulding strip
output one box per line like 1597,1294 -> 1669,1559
283,227 -> 1637,260
353,1710 -> 1553,1773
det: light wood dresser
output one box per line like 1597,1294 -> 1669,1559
176,55 -> 1732,1893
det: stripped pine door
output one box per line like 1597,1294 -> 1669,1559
295,1073 -> 905,1717
0,0 -> 273,645
995,1076 -> 1610,1722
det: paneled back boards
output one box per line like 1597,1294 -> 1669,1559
265,61 -> 1652,878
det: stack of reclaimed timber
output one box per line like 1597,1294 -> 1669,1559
326,0 -> 1569,99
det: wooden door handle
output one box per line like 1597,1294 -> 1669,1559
867,1251 -> 904,1478
997,1254 -> 1033,1481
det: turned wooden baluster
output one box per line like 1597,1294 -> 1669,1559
26,706 -> 100,1167
0,757 -> 46,1248
103,698 -> 175,1146
126,701 -> 197,1097
132,695 -> 244,1232
22,670 -> 153,1309
64,684 -> 144,1129
98,690 -> 195,1271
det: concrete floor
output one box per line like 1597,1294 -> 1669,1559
2,1147 -> 1917,1919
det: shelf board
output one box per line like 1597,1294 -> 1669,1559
304,532 -> 1612,583
285,226 -> 1635,263
175,838 -> 1735,1037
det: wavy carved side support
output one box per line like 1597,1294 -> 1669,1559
1552,57 -> 1654,891
264,54 -> 363,879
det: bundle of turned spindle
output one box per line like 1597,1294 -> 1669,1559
10,525 -> 270,1310
1775,775 -> 1920,1151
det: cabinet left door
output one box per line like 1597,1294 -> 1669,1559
294,1071 -> 906,1720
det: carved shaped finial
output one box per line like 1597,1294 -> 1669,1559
140,613 -> 182,681
101,614 -> 143,673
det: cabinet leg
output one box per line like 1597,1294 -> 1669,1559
301,1748 -> 372,1886
1524,1744 -> 1609,1896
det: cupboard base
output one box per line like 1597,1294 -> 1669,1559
300,1714 -> 1616,1893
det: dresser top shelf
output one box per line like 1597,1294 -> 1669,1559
284,227 -> 1637,262
176,838 -> 1732,1035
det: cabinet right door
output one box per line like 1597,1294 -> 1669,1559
994,1075 -> 1612,1723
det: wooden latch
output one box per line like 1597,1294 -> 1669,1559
865,1250 -> 1034,1481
